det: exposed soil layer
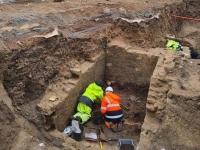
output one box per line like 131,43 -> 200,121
3,37 -> 104,104
0,0 -> 200,150
3,36 -> 105,126
114,85 -> 148,123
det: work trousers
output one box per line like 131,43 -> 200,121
73,102 -> 92,124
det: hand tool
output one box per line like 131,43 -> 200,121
99,139 -> 103,149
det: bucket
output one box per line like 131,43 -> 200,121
92,110 -> 103,125
72,126 -> 84,141
119,139 -> 134,150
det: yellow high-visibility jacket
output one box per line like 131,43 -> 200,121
166,40 -> 179,51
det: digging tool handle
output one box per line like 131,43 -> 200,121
99,140 -> 103,149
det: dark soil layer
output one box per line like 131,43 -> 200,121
114,84 -> 148,123
3,36 -> 104,105
3,36 -> 105,126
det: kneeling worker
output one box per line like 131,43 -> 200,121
166,39 -> 183,51
100,86 -> 123,132
72,80 -> 104,125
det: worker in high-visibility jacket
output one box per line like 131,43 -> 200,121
72,80 -> 104,125
166,39 -> 183,51
100,86 -> 123,132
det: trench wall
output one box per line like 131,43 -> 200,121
106,46 -> 158,87
38,53 -> 105,131
138,49 -> 200,150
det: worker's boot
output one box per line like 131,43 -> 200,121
110,122 -> 118,132
117,122 -> 123,132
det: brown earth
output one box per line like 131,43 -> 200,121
0,0 -> 200,150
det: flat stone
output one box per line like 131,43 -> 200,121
70,68 -> 82,77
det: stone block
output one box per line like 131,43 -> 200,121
70,68 -> 82,77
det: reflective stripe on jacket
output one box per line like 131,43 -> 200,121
79,96 -> 93,109
104,109 -> 123,123
100,92 -> 122,118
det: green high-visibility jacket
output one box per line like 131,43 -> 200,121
82,83 -> 103,102
166,40 -> 179,51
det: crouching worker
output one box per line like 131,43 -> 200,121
166,39 -> 183,51
100,86 -> 123,132
72,80 -> 104,125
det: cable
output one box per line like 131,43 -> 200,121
170,14 -> 200,22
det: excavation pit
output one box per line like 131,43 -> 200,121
2,32 -> 158,149
1,0 -> 200,149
